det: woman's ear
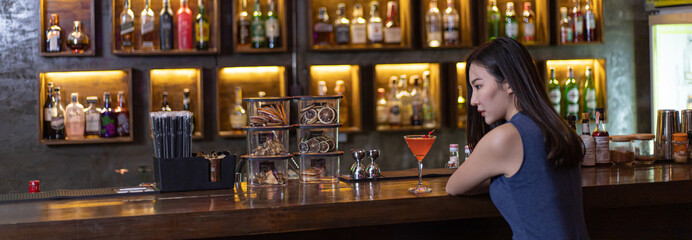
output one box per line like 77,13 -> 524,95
503,82 -> 514,94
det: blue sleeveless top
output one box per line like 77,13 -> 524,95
489,112 -> 589,240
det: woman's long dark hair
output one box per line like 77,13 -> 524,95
465,38 -> 583,169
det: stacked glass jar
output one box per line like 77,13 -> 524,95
295,96 -> 343,183
242,97 -> 293,187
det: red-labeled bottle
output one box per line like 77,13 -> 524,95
593,108 -> 610,165
177,0 -> 193,49
29,180 -> 40,193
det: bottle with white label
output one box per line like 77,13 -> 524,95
582,66 -> 596,120
367,1 -> 383,44
548,68 -> 562,117
140,0 -> 155,50
584,0 -> 596,42
425,0 -> 442,47
504,2 -> 518,39
383,1 -> 402,44
446,144 -> 459,168
521,2 -> 535,44
51,87 -> 66,140
572,0 -> 584,42
46,14 -> 62,52
581,113 -> 596,167
593,109 -> 610,165
564,66 -> 579,119
65,93 -> 85,140
442,0 -> 460,46
230,86 -> 247,130
334,3 -> 350,45
350,4 -> 367,45
84,96 -> 101,138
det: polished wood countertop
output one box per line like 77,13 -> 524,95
1,164 -> 691,239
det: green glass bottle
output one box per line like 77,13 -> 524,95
265,0 -> 280,48
582,66 -> 597,120
251,0 -> 265,48
487,0 -> 500,41
504,2 -> 517,39
195,0 -> 209,50
548,68 -> 562,118
564,66 -> 579,119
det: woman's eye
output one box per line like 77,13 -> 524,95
475,85 -> 481,89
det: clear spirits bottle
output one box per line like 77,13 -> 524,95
160,0 -> 174,50
383,1 -> 401,44
177,0 -> 193,49
572,0 -> 584,42
425,0 -> 442,47
581,113 -> 596,167
43,82 -> 55,139
84,96 -> 101,138
560,7 -> 573,44
367,1 -> 383,44
335,80 -> 350,127
51,87 -> 66,140
350,4 -> 367,45
183,88 -> 196,133
115,91 -> 130,137
387,77 -> 401,127
504,2 -> 517,39
398,74 -> 412,126
65,93 -> 85,140
521,2 -> 535,44
487,0 -> 500,41
101,92 -> 117,138
195,0 -> 210,50
584,0 -> 596,42
46,14 -> 62,52
161,92 -> 172,111
410,76 -> 423,126
334,3 -> 350,45
120,0 -> 135,51
314,7 -> 333,46
423,72 -> 435,128
317,81 -> 327,96
548,68 -> 562,117
564,66 -> 579,119
582,66 -> 596,120
141,0 -> 155,50
265,0 -> 280,48
442,0 -> 460,46
376,87 -> 388,128
251,0 -> 266,48
237,0 -> 251,45
230,86 -> 247,130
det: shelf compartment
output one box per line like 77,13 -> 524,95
217,66 -> 288,138
308,65 -> 362,133
454,62 -> 468,129
545,59 -> 607,120
555,0 -> 603,45
111,0 -> 221,55
232,0 -> 289,53
308,0 -> 413,51
38,69 -> 134,145
149,68 -> 204,139
480,0 -> 550,46
373,63 -> 442,132
39,0 -> 96,56
420,0 -> 474,49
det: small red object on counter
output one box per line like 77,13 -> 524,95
29,180 -> 40,193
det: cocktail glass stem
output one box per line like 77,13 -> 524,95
417,161 -> 423,188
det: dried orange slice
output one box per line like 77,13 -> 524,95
318,107 -> 336,124
307,138 -> 320,153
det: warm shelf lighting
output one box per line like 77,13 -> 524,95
44,70 -> 126,81
221,66 -> 281,75
310,65 -> 353,74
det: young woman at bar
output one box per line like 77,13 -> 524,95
446,38 -> 589,239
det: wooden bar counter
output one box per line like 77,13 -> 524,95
1,164 -> 692,239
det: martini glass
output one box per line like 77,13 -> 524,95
404,135 -> 436,193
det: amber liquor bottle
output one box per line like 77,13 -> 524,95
46,14 -> 62,52
115,91 -> 130,137
592,109 -> 610,165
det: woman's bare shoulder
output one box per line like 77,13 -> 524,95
477,123 -> 521,149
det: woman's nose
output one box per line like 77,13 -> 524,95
470,92 -> 478,106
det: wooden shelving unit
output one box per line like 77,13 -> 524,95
39,0 -> 96,56
232,0 -> 289,53
545,59 -> 607,119
111,0 -> 220,55
308,0 -> 413,51
216,66 -> 288,138
420,0 -> 474,49
479,0 -> 550,46
555,0 -> 603,45
149,68 -> 204,139
38,69 -> 134,145
307,65 -> 362,133
373,63 -> 442,132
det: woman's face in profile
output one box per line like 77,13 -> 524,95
469,63 -> 514,125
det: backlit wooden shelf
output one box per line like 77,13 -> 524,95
545,59 -> 607,119
308,65 -> 362,133
420,0 -> 474,49
219,130 -> 246,138
39,0 -> 96,57
555,0 -> 603,45
149,68 -> 205,139
479,0 -> 550,46
41,137 -> 132,146
232,0 -> 288,53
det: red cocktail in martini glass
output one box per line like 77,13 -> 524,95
404,135 -> 436,193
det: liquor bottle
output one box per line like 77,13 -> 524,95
592,109 -> 610,165
46,14 -> 62,52
334,3 -> 350,45
581,113 -> 596,167
177,0 -> 193,49
100,92 -> 117,138
67,21 -> 89,53
258,91 -> 266,97
422,72 -> 435,128
141,0 -> 155,50
425,0 -> 442,47
410,76 -> 423,126
120,0 -> 135,51
161,92 -> 172,111
317,80 -> 327,96
265,0 -> 281,48
65,93 -> 85,140
115,91 -> 130,137
376,87 -> 388,128
43,82 -> 55,139
457,85 -> 466,128
584,0 -> 596,42
383,1 -> 401,44
442,0 -> 460,46
398,75 -> 412,126
84,96 -> 101,138
230,86 -> 247,130
521,2 -> 535,44
335,80 -> 350,126
564,66 -> 579,119
572,0 -> 584,42
446,144 -> 459,168
367,1 -> 383,44
504,2 -> 517,39
351,4 -> 367,45
183,88 -> 196,133
51,87 -> 65,140
160,0 -> 175,50
559,7 -> 573,44
387,77 -> 401,127
251,0 -> 266,48
487,0 -> 500,41
567,115 -> 577,133
195,0 -> 210,50
582,66 -> 596,120
314,7 -> 333,46
237,0 -> 251,45
548,68 -> 562,117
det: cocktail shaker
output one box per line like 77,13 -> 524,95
655,109 -> 679,160
681,109 -> 692,134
